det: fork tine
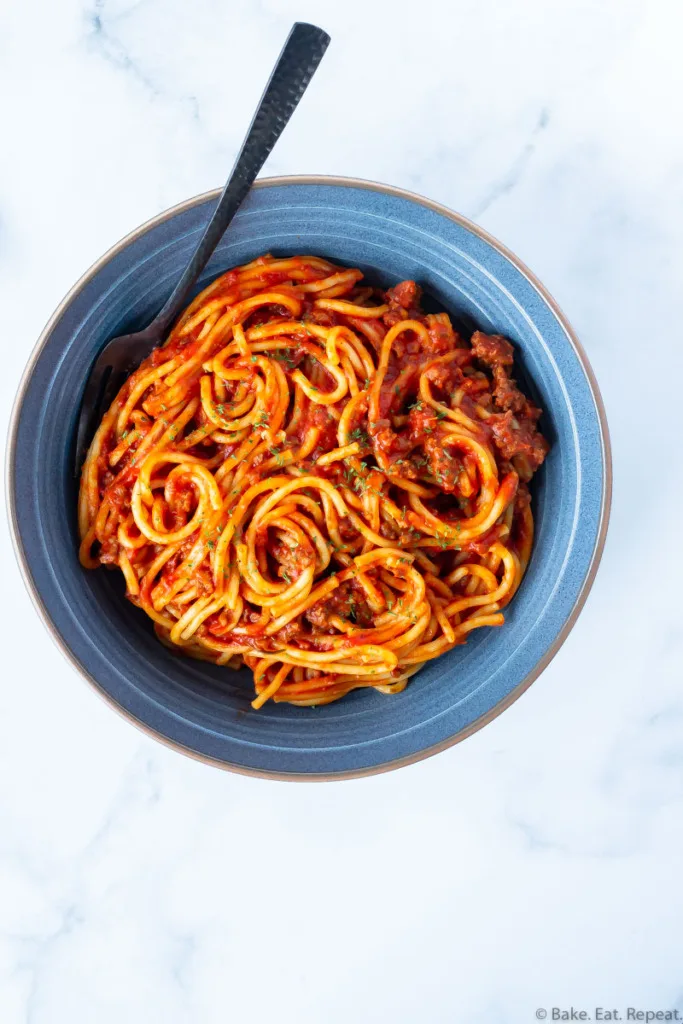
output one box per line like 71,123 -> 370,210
100,368 -> 126,420
73,365 -> 130,478
75,364 -> 131,480
74,328 -> 147,478
73,364 -> 111,478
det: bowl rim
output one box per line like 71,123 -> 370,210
5,173 -> 612,781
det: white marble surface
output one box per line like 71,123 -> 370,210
1,1 -> 682,1021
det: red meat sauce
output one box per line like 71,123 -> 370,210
104,280 -> 548,497
206,575 -> 377,650
95,278 -> 549,635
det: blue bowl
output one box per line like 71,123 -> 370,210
6,176 -> 611,779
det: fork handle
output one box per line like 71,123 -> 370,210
151,22 -> 330,338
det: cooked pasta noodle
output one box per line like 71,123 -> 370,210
79,255 -> 549,708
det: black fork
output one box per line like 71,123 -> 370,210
73,21 -> 330,476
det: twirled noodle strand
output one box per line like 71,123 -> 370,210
79,255 -> 549,708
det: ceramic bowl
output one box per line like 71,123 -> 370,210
7,176 -> 611,778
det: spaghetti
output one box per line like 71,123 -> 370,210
79,255 -> 549,708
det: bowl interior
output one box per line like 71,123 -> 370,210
10,179 -> 607,776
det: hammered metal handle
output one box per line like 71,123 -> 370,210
153,22 -> 331,335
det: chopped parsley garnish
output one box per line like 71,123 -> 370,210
349,427 -> 370,446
